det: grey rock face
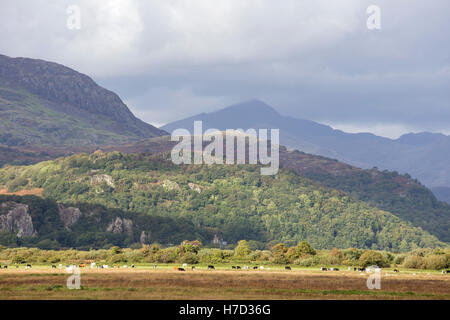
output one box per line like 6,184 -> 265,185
58,205 -> 83,230
0,203 -> 36,238
140,230 -> 149,244
106,217 -> 133,237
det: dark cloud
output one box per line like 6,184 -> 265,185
1,0 -> 449,138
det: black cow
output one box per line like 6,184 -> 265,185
26,264 -> 31,268
285,266 -> 291,270
442,270 -> 450,274
358,268 -> 366,272
232,266 -> 236,269
236,266 -> 241,269
51,265 -> 56,269
178,268 -> 185,271
208,265 -> 215,270
393,269 -> 399,273
191,266 -> 195,270
320,267 -> 327,271
253,266 -> 258,270
3,266 -> 7,269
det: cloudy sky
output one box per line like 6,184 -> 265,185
1,0 -> 449,138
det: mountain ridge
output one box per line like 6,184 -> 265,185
0,54 -> 166,146
161,100 -> 450,189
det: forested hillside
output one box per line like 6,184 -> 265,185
0,151 -> 444,251
1,136 -> 448,243
280,149 -> 450,242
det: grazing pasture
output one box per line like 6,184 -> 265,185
0,264 -> 448,300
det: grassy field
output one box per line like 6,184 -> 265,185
0,264 -> 448,300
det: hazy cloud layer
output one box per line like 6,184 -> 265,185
1,0 -> 449,138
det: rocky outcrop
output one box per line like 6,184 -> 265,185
0,203 -> 36,238
162,180 -> 180,191
58,205 -> 83,230
140,231 -> 149,244
0,54 -> 166,147
90,174 -> 115,188
106,217 -> 133,237
188,182 -> 203,193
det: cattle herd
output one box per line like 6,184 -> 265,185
0,263 -> 449,274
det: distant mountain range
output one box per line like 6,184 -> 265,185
0,54 -> 166,146
161,100 -> 450,200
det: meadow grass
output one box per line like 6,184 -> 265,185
0,264 -> 448,300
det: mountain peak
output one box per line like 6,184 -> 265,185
0,54 -> 165,146
396,132 -> 448,146
217,99 -> 280,117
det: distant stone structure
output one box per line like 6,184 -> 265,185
212,234 -> 227,247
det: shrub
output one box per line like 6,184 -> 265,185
7,176 -> 28,191
110,246 -> 122,255
423,255 -> 448,270
295,241 -> 316,257
393,254 -> 406,265
402,255 -> 424,269
179,252 -> 199,264
107,254 -> 127,264
358,250 -> 389,267
234,240 -> 251,259
318,254 -> 341,266
294,256 -> 319,267
198,248 -> 225,264
271,253 -> 289,264
11,254 -> 26,264
343,248 -> 363,263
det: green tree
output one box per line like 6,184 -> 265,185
295,241 -> 316,257
358,250 -> 389,267
234,240 -> 251,258
110,246 -> 122,255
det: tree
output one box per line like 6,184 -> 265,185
295,241 -> 316,257
270,243 -> 289,264
358,250 -> 388,267
234,240 -> 251,258
179,252 -> 199,264
271,243 -> 288,255
110,246 -> 122,255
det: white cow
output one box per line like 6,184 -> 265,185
90,262 -> 96,268
259,266 -> 264,270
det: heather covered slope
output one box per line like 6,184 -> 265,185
0,151 -> 444,251
0,54 -> 165,146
